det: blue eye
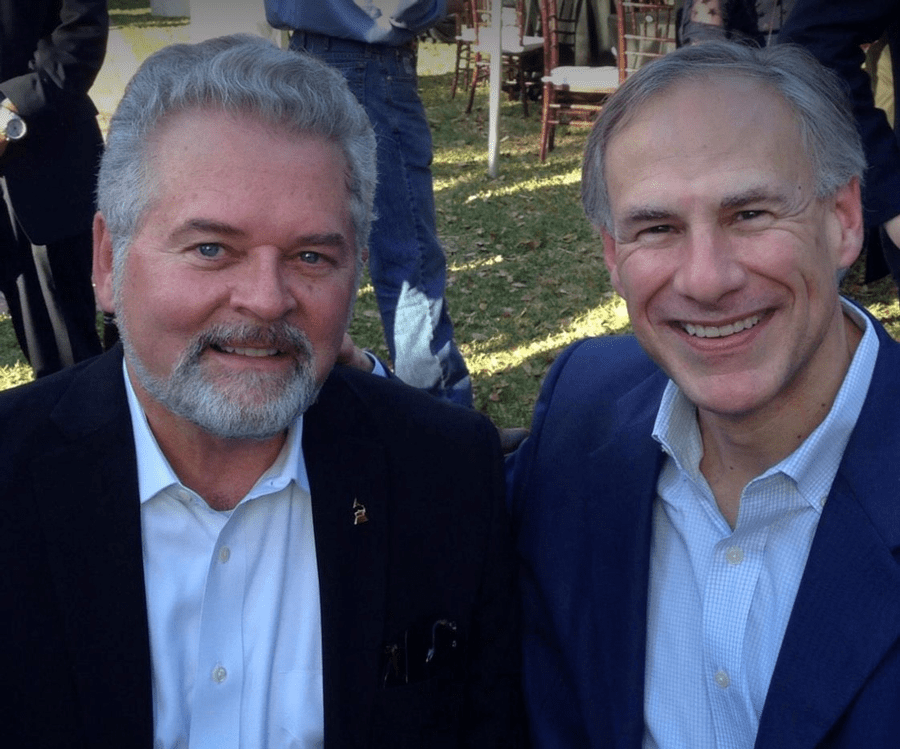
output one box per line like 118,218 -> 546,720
196,243 -> 222,258
299,251 -> 322,264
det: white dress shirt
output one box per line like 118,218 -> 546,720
124,363 -> 324,749
643,300 -> 878,749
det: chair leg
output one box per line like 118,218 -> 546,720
451,42 -> 463,98
466,53 -> 482,113
539,82 -> 554,161
518,61 -> 529,117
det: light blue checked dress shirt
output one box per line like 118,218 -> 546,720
643,299 -> 878,749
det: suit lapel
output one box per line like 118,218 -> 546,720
303,373 -> 389,749
596,375 -> 666,749
33,349 -> 153,747
757,323 -> 900,747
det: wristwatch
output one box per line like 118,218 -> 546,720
0,100 -> 26,142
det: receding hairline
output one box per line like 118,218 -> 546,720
607,71 -> 801,151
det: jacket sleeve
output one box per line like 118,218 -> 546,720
0,0 -> 109,121
779,0 -> 900,227
390,0 -> 446,33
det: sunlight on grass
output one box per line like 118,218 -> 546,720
463,170 -> 582,201
450,254 -> 506,273
0,362 -> 35,390
465,293 -> 629,365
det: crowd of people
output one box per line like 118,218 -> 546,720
3,1 -> 900,747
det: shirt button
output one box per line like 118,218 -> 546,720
820,495 -> 828,508
715,670 -> 731,689
219,546 -> 231,563
212,665 -> 228,684
725,546 -> 744,565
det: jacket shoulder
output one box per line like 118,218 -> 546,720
537,335 -> 662,415
317,364 -> 500,450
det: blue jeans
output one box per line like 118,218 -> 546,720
291,31 -> 473,407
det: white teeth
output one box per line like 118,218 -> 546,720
683,314 -> 761,339
221,346 -> 279,357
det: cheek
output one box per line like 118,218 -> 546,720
617,256 -> 672,315
300,280 -> 356,343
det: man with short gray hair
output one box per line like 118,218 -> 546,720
509,41 -> 900,747
0,34 -> 521,748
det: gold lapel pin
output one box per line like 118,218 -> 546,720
352,498 -> 369,525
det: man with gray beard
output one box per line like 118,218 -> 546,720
0,35 -> 521,748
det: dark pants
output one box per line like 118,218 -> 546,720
0,187 -> 102,377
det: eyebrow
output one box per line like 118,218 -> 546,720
169,219 -> 350,250
720,187 -> 794,211
169,218 -> 245,242
616,206 -> 678,237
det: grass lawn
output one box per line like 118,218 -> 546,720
1,10 -> 896,428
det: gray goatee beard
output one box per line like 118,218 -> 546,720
122,320 -> 321,440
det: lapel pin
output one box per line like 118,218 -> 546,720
352,498 -> 369,525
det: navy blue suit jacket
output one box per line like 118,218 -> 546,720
509,314 -> 900,747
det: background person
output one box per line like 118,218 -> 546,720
0,0 -> 106,376
779,0 -> 900,291
265,0 -> 474,407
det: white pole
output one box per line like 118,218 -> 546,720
487,0 -> 503,177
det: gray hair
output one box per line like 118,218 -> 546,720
582,41 -> 866,231
97,34 -> 377,281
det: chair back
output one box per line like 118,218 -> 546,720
539,0 -> 586,70
470,0 -> 528,47
537,0 -> 618,160
616,0 -> 679,82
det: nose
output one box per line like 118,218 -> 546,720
671,225 -> 746,305
230,247 -> 298,321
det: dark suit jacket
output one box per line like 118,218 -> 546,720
0,0 -> 107,245
509,312 -> 900,747
0,347 -> 522,748
780,0 -> 900,280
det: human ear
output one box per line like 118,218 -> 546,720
92,212 -> 116,314
601,227 -> 625,296
829,177 -> 864,272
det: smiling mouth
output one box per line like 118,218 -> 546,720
681,314 -> 762,339
217,345 -> 282,357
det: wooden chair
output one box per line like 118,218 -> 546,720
466,0 -> 545,116
538,0 -> 619,161
616,0 -> 679,83
451,4 -> 477,99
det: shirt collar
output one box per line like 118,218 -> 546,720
652,297 -> 878,510
122,359 -> 310,505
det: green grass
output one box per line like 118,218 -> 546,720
4,15 -> 895,425
109,0 -> 189,30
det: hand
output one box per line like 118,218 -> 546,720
337,332 -> 375,373
884,214 -> 900,250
